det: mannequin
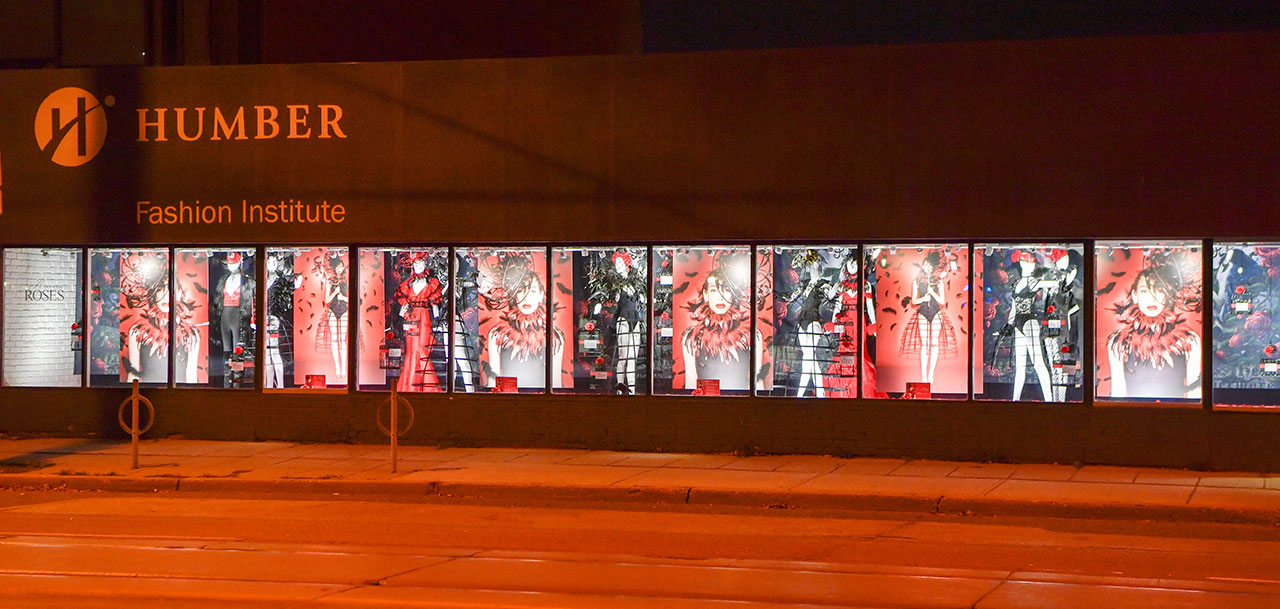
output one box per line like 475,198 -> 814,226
210,252 -> 255,387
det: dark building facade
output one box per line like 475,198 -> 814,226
0,30 -> 1277,470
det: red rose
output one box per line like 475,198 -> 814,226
983,301 -> 997,322
995,269 -> 1008,284
1060,345 -> 1070,354
234,346 -> 244,355
585,321 -> 596,332
1266,345 -> 1277,356
661,259 -> 670,268
1215,350 -> 1226,359
1229,334 -> 1244,348
776,301 -> 788,319
660,311 -> 670,321
385,331 -> 395,340
1245,311 -> 1271,335
1046,305 -> 1055,314
71,322 -> 79,330
1236,285 -> 1247,295
823,322 -> 835,333
594,356 -> 604,366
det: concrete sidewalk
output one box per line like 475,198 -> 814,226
0,436 -> 1277,525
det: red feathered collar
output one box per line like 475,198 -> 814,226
491,303 -> 560,362
683,301 -> 751,363
1109,304 -> 1198,368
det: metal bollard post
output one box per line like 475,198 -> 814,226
117,379 -> 154,470
377,384 -> 414,473
390,384 -> 399,472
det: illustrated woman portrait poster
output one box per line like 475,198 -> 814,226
659,246 -> 752,395
456,248 -> 558,392
866,245 -> 969,398
1095,242 -> 1202,404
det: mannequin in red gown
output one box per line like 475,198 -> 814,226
395,254 -> 444,392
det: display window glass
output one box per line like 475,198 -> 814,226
173,249 -> 256,389
653,246 -> 752,396
3,248 -> 85,387
1211,242 -> 1280,411
862,244 -> 970,399
88,248 -> 170,387
550,247 -> 649,395
1095,241 -> 1203,404
356,247 -> 450,392
263,247 -> 349,390
755,246 -> 858,398
454,247 -> 554,393
973,244 -> 1084,402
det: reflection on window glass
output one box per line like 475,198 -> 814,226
756,246 -> 858,398
974,244 -> 1084,402
1212,242 -> 1280,411
863,244 -> 969,399
264,247 -> 349,390
3,248 -> 84,387
551,247 -> 649,395
174,249 -> 256,388
1095,241 -> 1202,403
89,249 -> 170,386
653,246 -> 752,396
455,247 -> 555,393
357,248 -> 449,392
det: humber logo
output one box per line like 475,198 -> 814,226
34,87 -> 113,167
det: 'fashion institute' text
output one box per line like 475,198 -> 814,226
136,199 -> 346,224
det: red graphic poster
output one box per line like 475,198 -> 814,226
116,250 -> 171,385
866,245 -> 969,398
1095,242 -> 1202,404
174,251 -> 210,384
357,249 -> 385,386
292,247 -> 349,388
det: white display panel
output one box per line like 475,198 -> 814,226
3,248 -> 84,387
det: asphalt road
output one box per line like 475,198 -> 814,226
0,488 -> 1277,608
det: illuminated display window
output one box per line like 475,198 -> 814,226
264,247 -> 349,390
356,247 -> 450,392
1212,242 -> 1280,411
973,244 -> 1084,402
3,248 -> 84,387
653,246 -> 752,396
756,246 -> 858,398
88,248 -> 170,387
173,249 -> 257,389
862,244 -> 970,399
1095,241 -> 1203,404
551,247 -> 649,395
455,247 -> 553,393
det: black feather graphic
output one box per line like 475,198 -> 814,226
194,282 -> 207,294
684,272 -> 699,278
365,305 -> 379,312
880,307 -> 897,316
556,282 -> 572,295
1110,272 -> 1125,277
889,323 -> 897,331
672,281 -> 690,296
1097,281 -> 1117,296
